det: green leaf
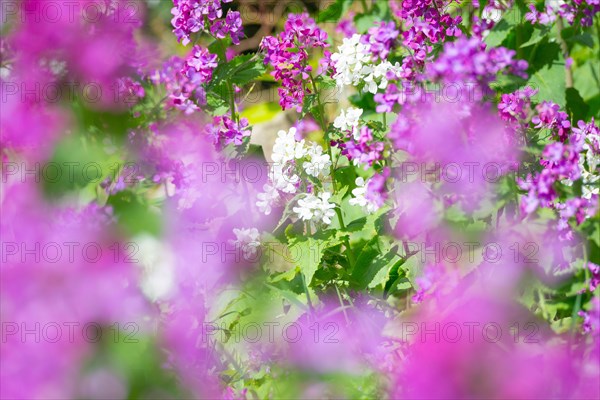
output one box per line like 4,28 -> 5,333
107,190 -> 162,236
519,28 -> 548,48
529,62 -> 567,107
565,87 -> 590,122
316,0 -> 351,23
574,60 -> 600,101
485,19 -> 514,48
354,14 -> 378,34
289,237 -> 324,286
231,59 -> 266,86
350,237 -> 399,289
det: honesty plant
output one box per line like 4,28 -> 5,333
0,0 -> 599,398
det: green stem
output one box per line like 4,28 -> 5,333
301,272 -> 315,315
335,285 -> 350,324
360,0 -> 369,13
308,73 -> 356,267
228,80 -> 237,123
218,39 -> 238,122
556,18 -> 574,89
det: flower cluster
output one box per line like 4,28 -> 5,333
519,118 -> 599,238
183,45 -> 219,85
427,37 -> 528,92
293,192 -> 336,225
532,101 -> 572,142
333,107 -> 363,139
498,86 -> 537,124
330,34 -> 400,94
519,140 -> 582,213
171,0 -> 243,46
230,228 -> 261,259
334,126 -> 385,168
260,13 -> 329,111
390,0 -> 462,80
349,170 -> 389,214
363,21 -> 400,61
256,127 -> 332,216
526,0 -> 600,27
205,115 -> 251,147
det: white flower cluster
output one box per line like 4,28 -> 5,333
303,142 -> 332,177
330,34 -> 400,94
293,192 -> 336,225
256,127 -> 332,215
349,177 -> 381,214
581,133 -> 600,199
561,133 -> 600,199
334,107 -> 363,140
231,228 -> 261,259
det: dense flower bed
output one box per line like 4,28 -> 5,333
1,0 -> 599,398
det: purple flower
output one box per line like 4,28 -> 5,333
333,126 -> 385,168
364,21 -> 400,60
260,13 -> 329,111
205,115 -> 251,147
498,87 -> 537,123
532,101 -> 571,142
364,168 -> 390,209
428,37 -> 528,95
171,0 -> 244,46
183,45 -> 218,84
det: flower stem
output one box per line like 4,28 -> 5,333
556,18 -> 574,89
308,73 -> 355,267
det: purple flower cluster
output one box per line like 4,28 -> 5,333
517,121 -> 599,238
532,101 -> 572,142
116,77 -> 145,106
390,0 -> 462,80
374,82 -> 429,113
260,13 -> 329,111
526,0 -> 600,27
555,196 -> 598,239
519,141 -> 582,212
206,115 -> 251,147
364,21 -> 400,61
171,0 -> 243,46
365,168 -> 390,208
183,45 -> 219,84
588,262 -> 600,292
427,37 -> 528,91
336,11 -> 357,37
498,87 -> 537,123
333,127 -> 385,168
150,46 -> 217,114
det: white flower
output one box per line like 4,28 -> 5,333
257,183 -> 280,215
134,234 -> 175,302
271,163 -> 300,193
546,0 -> 566,11
331,35 -> 400,94
271,127 -> 306,164
331,34 -> 372,88
482,6 -> 502,23
293,192 -> 336,225
362,61 -> 399,94
303,143 -> 332,177
231,228 -> 261,259
582,171 -> 599,199
579,133 -> 600,199
349,177 -> 380,214
313,192 -> 336,224
293,195 -> 318,221
333,107 -> 363,139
